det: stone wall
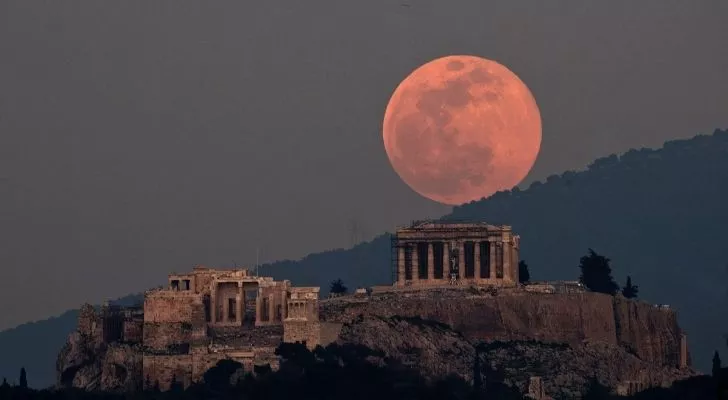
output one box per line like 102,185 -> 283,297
123,320 -> 143,344
143,323 -> 192,352
283,320 -> 321,349
142,355 -> 193,391
144,290 -> 203,323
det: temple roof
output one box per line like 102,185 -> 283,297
399,219 -> 507,231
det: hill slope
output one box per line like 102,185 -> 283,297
2,129 -> 727,387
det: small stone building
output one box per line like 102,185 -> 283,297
392,221 -> 520,287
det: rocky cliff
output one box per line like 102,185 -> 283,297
322,289 -> 697,397
56,330 -> 141,391
56,304 -> 142,392
321,289 -> 685,368
334,314 -> 695,398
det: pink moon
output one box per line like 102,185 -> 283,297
382,55 -> 542,205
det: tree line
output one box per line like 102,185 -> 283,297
2,342 -> 727,399
519,248 -> 639,299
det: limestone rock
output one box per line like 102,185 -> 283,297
56,331 -> 141,392
335,313 -> 699,398
322,290 -> 686,368
337,315 -> 476,380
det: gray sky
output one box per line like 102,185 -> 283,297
1,1 -> 727,330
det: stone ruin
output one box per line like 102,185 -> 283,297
78,265 -> 330,391
392,221 -> 520,288
65,222 -> 694,394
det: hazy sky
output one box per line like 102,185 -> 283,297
1,1 -> 727,330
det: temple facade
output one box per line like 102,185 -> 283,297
139,266 -> 324,390
392,221 -> 520,287
167,267 -> 292,327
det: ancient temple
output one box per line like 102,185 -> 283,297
392,221 -> 520,287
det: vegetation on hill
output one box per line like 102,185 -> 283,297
578,249 -> 619,295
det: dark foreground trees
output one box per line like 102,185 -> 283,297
3,343 -> 728,399
19,368 -> 27,389
578,249 -> 619,295
621,276 -> 639,299
518,260 -> 530,284
329,278 -> 348,296
714,351 -> 722,378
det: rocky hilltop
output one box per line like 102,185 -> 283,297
321,288 -> 697,397
322,288 -> 686,368
56,305 -> 141,392
57,287 -> 697,397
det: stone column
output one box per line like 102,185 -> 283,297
474,241 -> 481,280
281,290 -> 288,319
397,246 -> 406,286
427,242 -> 435,281
458,241 -> 465,278
255,290 -> 263,326
222,293 -> 229,323
268,294 -> 276,323
411,243 -> 419,283
503,239 -> 511,282
442,242 -> 450,280
489,240 -> 496,279
236,282 -> 244,325
210,285 -> 217,323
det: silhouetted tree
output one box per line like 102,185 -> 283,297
582,377 -> 610,399
276,341 -> 317,370
473,356 -> 482,391
578,249 -> 619,295
18,367 -> 27,389
203,359 -> 244,393
714,351 -> 722,378
621,275 -> 639,298
518,260 -> 530,284
0,378 -> 8,389
329,278 -> 348,295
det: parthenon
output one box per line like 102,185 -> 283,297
392,221 -> 520,287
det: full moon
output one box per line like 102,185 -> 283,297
382,55 -> 542,205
